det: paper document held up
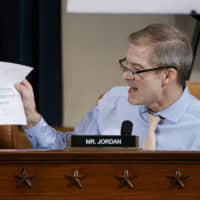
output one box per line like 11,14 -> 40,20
0,62 -> 33,125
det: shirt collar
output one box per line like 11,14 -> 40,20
140,86 -> 192,123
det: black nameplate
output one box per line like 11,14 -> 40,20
68,135 -> 138,148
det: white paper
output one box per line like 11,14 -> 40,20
67,0 -> 200,14
0,62 -> 33,125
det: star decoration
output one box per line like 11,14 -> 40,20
115,168 -> 136,189
65,168 -> 86,188
15,168 -> 35,188
166,168 -> 189,189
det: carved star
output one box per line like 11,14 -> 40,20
65,168 -> 86,188
15,168 -> 35,188
166,168 -> 189,189
115,168 -> 136,189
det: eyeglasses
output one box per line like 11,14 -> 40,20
119,58 -> 177,79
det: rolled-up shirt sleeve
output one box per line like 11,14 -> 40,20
24,117 -> 68,149
24,106 -> 100,149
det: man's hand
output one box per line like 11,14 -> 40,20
15,79 -> 41,129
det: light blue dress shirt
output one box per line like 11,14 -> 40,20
25,86 -> 200,150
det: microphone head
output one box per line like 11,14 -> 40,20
121,120 -> 133,136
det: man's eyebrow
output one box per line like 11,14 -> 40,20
128,61 -> 145,70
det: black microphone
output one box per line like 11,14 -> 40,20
121,120 -> 133,136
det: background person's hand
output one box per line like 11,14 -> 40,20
15,79 -> 41,128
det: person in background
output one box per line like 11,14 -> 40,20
15,24 -> 200,150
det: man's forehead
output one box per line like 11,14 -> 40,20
126,43 -> 154,57
126,43 -> 155,67
129,35 -> 153,45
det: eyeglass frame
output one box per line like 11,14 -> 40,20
119,57 -> 177,78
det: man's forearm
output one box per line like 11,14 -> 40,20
24,110 -> 41,129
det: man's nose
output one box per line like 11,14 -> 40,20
122,71 -> 134,80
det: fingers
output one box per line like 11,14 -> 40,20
14,80 -> 34,101
14,82 -> 25,94
14,79 -> 32,92
21,79 -> 32,88
14,79 -> 40,128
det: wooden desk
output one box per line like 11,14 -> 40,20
0,149 -> 199,200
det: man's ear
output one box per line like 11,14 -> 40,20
161,68 -> 177,87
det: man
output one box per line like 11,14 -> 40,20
15,24 -> 200,150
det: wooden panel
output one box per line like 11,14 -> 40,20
0,164 -> 199,199
0,125 -> 18,149
0,150 -> 199,200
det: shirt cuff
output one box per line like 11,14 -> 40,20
24,116 -> 47,137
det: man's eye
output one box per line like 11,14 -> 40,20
130,66 -> 141,72
135,69 -> 140,73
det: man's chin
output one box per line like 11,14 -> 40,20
128,96 -> 142,105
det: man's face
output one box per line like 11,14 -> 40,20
123,43 -> 164,108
